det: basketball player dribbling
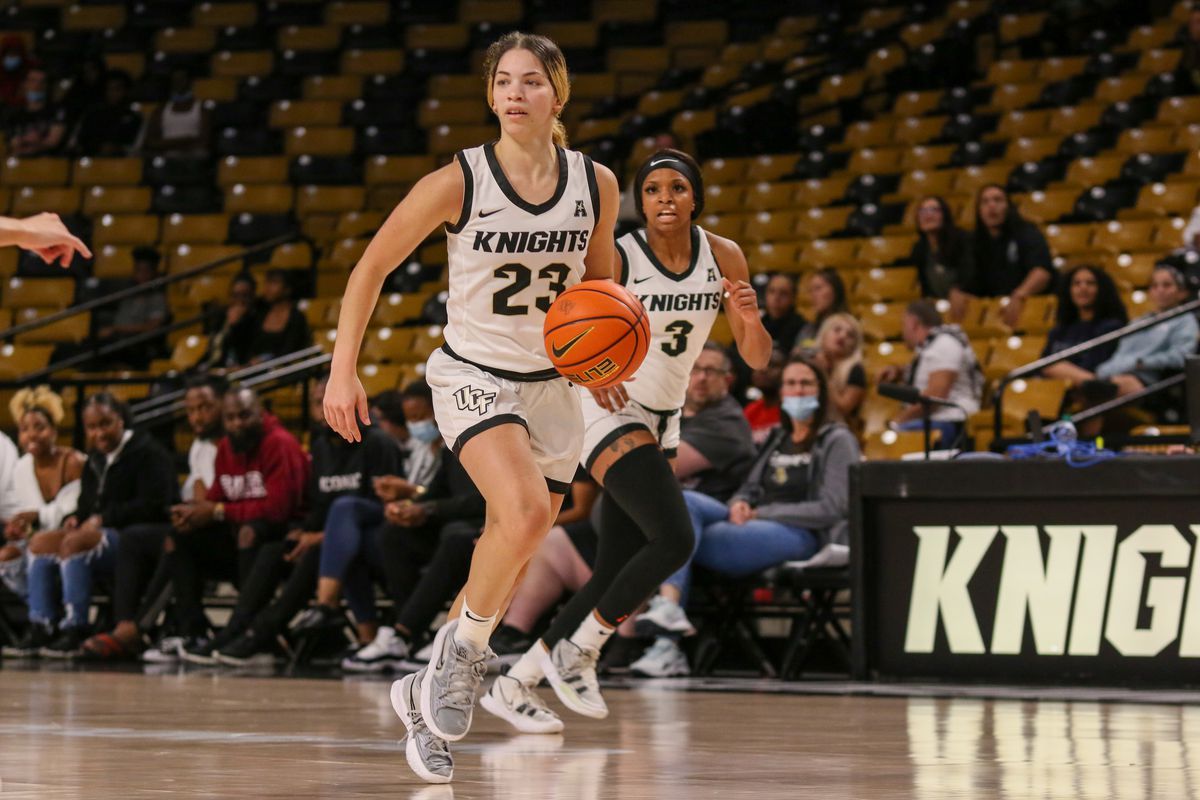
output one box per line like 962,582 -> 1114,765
480,149 -> 773,731
323,33 -> 623,784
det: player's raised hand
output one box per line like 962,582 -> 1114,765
324,372 -> 370,443
6,213 -> 92,267
722,277 -> 759,322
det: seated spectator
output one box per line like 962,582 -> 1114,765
810,312 -> 867,427
142,69 -> 211,156
743,347 -> 785,444
677,343 -> 758,503
79,375 -> 226,661
23,393 -> 177,658
1177,3 -> 1200,94
370,389 -> 411,448
489,471 -> 600,657
6,66 -> 68,157
632,354 -> 860,677
0,35 -> 30,116
964,184 -> 1055,328
761,274 -> 805,353
1091,265 -> 1199,399
321,381 -> 487,672
1182,200 -> 1200,255
245,269 -> 311,364
0,388 -> 84,655
168,388 -> 309,662
210,374 -> 405,666
200,273 -> 261,371
95,246 -> 169,369
72,70 -> 143,156
880,300 -> 982,448
61,55 -> 107,126
794,268 -> 849,350
911,195 -> 974,315
0,429 -> 19,576
1040,265 -> 1128,388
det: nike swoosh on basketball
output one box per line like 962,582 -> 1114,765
551,327 -> 593,359
478,208 -> 503,218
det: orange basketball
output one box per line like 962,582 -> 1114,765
543,282 -> 651,388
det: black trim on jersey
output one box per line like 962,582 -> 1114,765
632,400 -> 681,417
445,151 -> 474,235
454,413 -> 528,456
584,423 -> 651,474
662,447 -> 678,460
583,155 -> 600,230
483,141 -> 569,216
702,228 -> 726,279
440,343 -> 561,382
546,477 -> 571,495
631,225 -> 701,283
614,241 -> 629,286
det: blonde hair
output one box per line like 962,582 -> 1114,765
10,385 -> 65,428
483,31 -> 571,148
815,312 -> 864,394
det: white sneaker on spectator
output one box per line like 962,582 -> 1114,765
141,636 -> 185,664
480,674 -> 564,734
341,627 -> 409,673
634,596 -> 696,637
630,637 -> 690,678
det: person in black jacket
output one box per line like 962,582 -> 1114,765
244,269 -> 310,365
964,184 -> 1055,328
25,393 -> 177,657
205,374 -> 405,665
910,195 -> 974,313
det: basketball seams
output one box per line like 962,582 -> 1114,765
548,315 -> 640,370
542,282 -> 651,386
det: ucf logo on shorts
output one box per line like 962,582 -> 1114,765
454,385 -> 497,416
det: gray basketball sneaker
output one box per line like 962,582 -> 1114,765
391,670 -> 453,784
537,639 -> 609,719
419,619 -> 493,741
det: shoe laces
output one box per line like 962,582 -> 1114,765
561,642 -> 601,682
409,719 -> 452,768
439,642 -> 490,708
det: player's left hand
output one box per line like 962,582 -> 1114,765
722,278 -> 759,322
589,382 -> 629,412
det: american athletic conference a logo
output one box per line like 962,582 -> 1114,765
453,385 -> 497,416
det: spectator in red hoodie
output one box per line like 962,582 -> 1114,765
0,36 -> 30,116
743,347 -> 785,444
167,387 -> 309,658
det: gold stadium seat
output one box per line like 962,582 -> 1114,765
304,75 -> 362,102
285,127 -> 354,157
155,27 -> 216,54
299,297 -> 338,327
896,169 -> 956,200
743,211 -> 797,244
987,294 -> 1056,335
104,53 -> 145,80
82,186 -> 150,215
358,363 -> 408,396
984,335 -> 1048,381
697,213 -> 746,241
1124,288 -> 1155,318
327,1 -> 389,25
894,116 -> 946,146
427,75 -> 483,100
193,2 -> 256,27
365,155 -> 436,186
73,157 -> 141,186
1037,56 -> 1088,82
666,19 -> 726,48
327,237 -> 369,270
93,214 -> 160,246
1116,127 -> 1178,155
534,22 -> 599,49
92,245 -> 134,279
460,0 -> 522,24
794,176 -> 851,208
1006,136 -> 1062,164
428,125 -> 496,156
858,7 -> 904,32
14,313 -> 89,345
1093,75 -> 1149,105
405,24 -> 469,50
1002,377 -> 1069,427
993,109 -> 1051,140
360,326 -> 417,362
700,63 -> 742,91
63,4 -> 125,30
1109,253 -> 1159,288
609,46 -> 671,75
0,345 -> 55,379
269,100 -> 342,129
847,148 -> 904,175
671,109 -> 717,147
296,186 -> 364,217
11,187 -> 80,216
218,156 -> 288,186
168,334 -> 209,372
1061,155 -> 1125,188
901,143 -> 955,171
743,183 -> 795,212
419,99 -> 487,128
864,45 -> 906,80
269,242 -> 314,270
636,90 -> 684,118
702,184 -> 745,215
859,301 -> 905,342
701,158 -> 748,186
862,341 -> 913,383
161,214 -> 229,245
1159,96 -> 1200,126
999,12 -> 1047,45
842,120 -> 894,151
1185,151 -> 1200,178
1016,189 -> 1077,225
371,292 -> 427,326
1,157 -> 69,187
194,77 -> 238,102
225,184 -> 294,214
4,277 -> 73,308
1126,23 -> 1180,51
795,207 -> 852,240
864,430 -> 934,461
573,117 -> 622,143
1137,181 -> 1200,217
335,211 -> 384,240
900,20 -> 948,50
746,241 -> 801,273
342,49 -> 404,76
987,82 -> 1047,112
1092,220 -> 1158,254
1154,217 -> 1188,245
211,51 -> 274,79
409,326 -> 446,361
853,267 -> 918,303
1137,49 -> 1181,75
857,235 -> 915,268
167,244 -> 242,274
953,164 -> 1011,196
816,72 -> 866,105
986,59 -> 1039,85
1044,223 -> 1095,256
278,25 -> 341,52
798,238 -> 858,270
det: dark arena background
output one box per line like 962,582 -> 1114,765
1,0 -> 1200,797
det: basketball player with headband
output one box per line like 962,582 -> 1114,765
482,148 -> 773,730
323,32 -> 622,784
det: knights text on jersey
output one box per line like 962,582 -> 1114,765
618,225 -> 724,410
442,142 -> 600,378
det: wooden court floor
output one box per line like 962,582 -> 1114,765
1,668 -> 1198,799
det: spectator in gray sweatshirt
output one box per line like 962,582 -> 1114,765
629,353 -> 861,678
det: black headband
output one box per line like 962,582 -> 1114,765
634,154 -> 704,221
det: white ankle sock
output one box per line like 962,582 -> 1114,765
569,610 -> 615,653
506,642 -> 546,686
454,600 -> 496,651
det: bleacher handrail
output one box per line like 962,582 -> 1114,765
993,296 -> 1200,442
0,231 -> 298,343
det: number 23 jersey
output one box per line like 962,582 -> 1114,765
443,141 -> 600,378
618,225 -> 724,411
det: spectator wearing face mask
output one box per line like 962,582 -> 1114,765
0,36 -> 30,115
6,67 -> 68,157
143,69 -> 211,156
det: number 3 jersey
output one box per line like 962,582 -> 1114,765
617,225 -> 724,411
443,141 -> 600,378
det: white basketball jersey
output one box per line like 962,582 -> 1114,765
620,225 -> 725,410
443,142 -> 599,378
